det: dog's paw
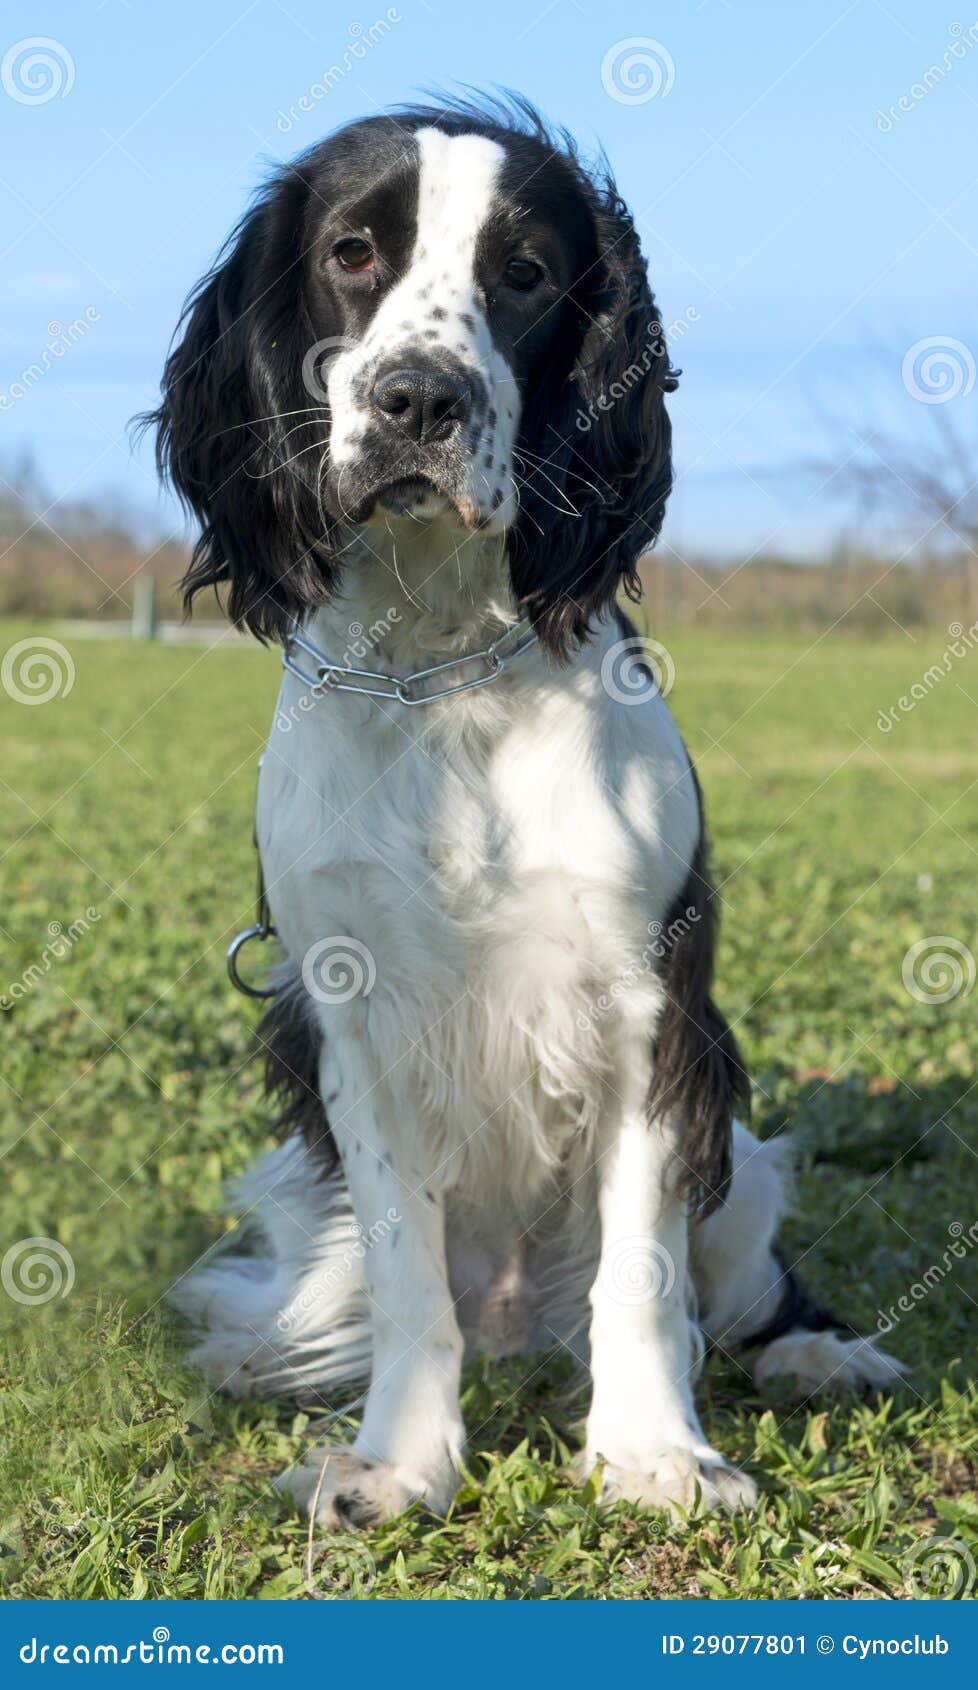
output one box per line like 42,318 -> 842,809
277,1447 -> 455,1530
580,1444 -> 757,1516
754,1330 -> 906,1400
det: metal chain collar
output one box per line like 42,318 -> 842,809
282,614 -> 538,706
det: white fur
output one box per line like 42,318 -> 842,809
692,1122 -> 792,1346
243,521 -> 721,1518
754,1330 -> 906,1397
174,520 -> 900,1524
175,130 -> 902,1520
177,1118 -> 900,1418
172,1138 -> 371,1400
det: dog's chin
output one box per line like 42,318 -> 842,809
373,477 -> 454,522
331,471 -> 499,533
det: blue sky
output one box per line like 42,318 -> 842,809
0,0 -> 974,558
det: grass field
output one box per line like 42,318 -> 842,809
1,613 -> 977,1600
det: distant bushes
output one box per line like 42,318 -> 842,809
0,460 -> 187,621
0,525 -> 188,621
637,551 -> 978,633
1,458 -> 973,630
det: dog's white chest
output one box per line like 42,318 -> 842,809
256,617 -> 697,1200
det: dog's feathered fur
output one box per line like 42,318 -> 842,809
150,97 -> 902,1527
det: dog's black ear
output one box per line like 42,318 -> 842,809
509,179 -> 678,657
143,173 -> 338,643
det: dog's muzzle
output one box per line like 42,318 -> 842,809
371,364 -> 472,445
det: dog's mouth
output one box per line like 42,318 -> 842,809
373,475 -> 452,519
347,470 -> 492,531
327,433 -> 508,530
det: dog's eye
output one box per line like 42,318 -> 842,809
334,238 -> 374,273
503,257 -> 544,292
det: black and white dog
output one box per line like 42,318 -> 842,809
152,98 -> 899,1527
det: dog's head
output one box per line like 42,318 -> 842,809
150,97 -> 677,654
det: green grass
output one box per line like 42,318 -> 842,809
1,614 -> 977,1600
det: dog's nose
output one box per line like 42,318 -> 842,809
371,367 -> 471,443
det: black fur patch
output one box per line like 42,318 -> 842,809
141,94 -> 678,657
737,1245 -> 860,1349
327,1483 -> 387,1531
647,794 -> 751,1218
256,969 -> 338,1172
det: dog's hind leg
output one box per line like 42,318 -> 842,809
691,1120 -> 905,1396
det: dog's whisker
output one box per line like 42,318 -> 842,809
511,464 -> 582,519
514,446 -> 608,502
244,439 -> 330,481
218,406 -> 328,440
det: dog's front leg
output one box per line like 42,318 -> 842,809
584,1092 -> 756,1515
285,1042 -> 465,1530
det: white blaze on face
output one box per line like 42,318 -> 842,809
328,127 -> 521,529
